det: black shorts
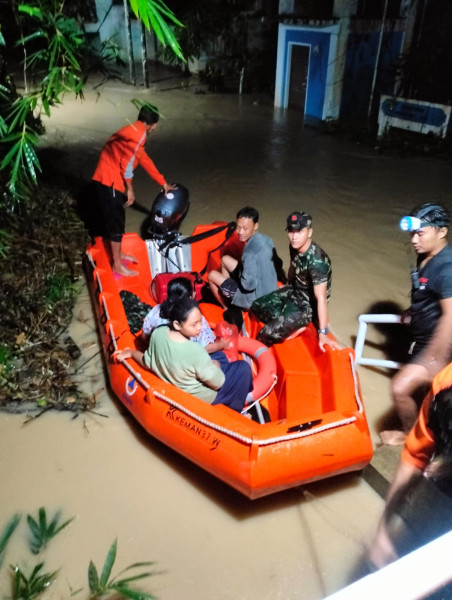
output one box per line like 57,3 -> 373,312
219,277 -> 238,300
93,180 -> 126,243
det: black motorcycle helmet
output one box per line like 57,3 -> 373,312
147,184 -> 190,236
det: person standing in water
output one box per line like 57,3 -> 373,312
92,105 -> 176,277
381,203 -> 452,446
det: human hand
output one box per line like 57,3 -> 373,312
113,348 -> 132,362
163,182 -> 177,194
318,333 -> 342,352
218,337 -> 231,350
125,188 -> 135,206
400,309 -> 411,325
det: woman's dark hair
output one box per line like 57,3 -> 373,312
428,386 -> 452,459
166,277 -> 193,302
160,296 -> 199,326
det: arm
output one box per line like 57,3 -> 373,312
193,347 -> 225,390
197,362 -> 225,390
205,338 -> 230,354
238,253 -> 257,292
139,152 -> 167,187
124,178 -> 135,206
313,282 -> 341,352
368,460 -> 423,568
114,348 -> 148,369
369,391 -> 434,568
416,297 -> 452,376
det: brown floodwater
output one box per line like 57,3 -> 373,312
2,74 -> 452,599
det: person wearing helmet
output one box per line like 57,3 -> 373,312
92,105 -> 176,277
250,211 -> 341,352
381,203 -> 452,446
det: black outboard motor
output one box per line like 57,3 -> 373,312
146,183 -> 190,239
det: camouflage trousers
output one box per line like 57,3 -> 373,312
250,286 -> 312,346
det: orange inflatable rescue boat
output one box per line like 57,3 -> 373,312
85,223 -> 373,499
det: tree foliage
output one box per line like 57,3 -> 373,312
0,0 -> 184,210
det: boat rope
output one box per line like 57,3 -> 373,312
152,390 -> 357,447
117,354 -> 151,391
349,352 -> 364,414
242,375 -> 277,413
115,345 -> 359,446
93,248 -> 362,447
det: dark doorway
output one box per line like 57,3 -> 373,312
288,44 -> 310,114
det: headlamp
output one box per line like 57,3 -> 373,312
399,216 -> 423,232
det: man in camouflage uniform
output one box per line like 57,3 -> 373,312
251,211 -> 341,351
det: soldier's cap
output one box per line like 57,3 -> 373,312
286,211 -> 312,231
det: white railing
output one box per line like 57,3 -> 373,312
354,314 -> 402,370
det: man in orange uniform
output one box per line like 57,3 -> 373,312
92,105 -> 175,276
369,362 -> 452,568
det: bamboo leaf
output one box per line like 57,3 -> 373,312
15,30 -> 46,46
52,516 -> 74,537
118,561 -> 156,574
46,509 -> 61,536
38,507 -> 47,532
18,4 -> 43,19
100,539 -> 117,587
88,560 -> 99,592
113,572 -> 154,585
0,514 -> 20,567
26,515 -> 42,540
112,583 -> 158,600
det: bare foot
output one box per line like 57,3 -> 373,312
379,430 -> 407,446
121,254 -> 138,263
113,264 -> 138,277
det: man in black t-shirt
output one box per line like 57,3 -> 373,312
381,203 -> 452,446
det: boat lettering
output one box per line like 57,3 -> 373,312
165,407 -> 221,450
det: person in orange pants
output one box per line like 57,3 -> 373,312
92,105 -> 175,276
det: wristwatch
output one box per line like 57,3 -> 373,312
318,328 -> 329,335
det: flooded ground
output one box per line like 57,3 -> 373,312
2,72 -> 452,599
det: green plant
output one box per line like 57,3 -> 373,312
129,0 -> 184,62
10,562 -> 58,600
0,344 -> 15,380
0,513 -> 21,568
27,507 -> 74,554
45,273 -> 78,306
88,539 -> 157,600
0,228 -> 11,257
0,511 -> 160,599
0,1 -> 84,205
0,0 -> 185,208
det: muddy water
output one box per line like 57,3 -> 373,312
2,75 -> 452,599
